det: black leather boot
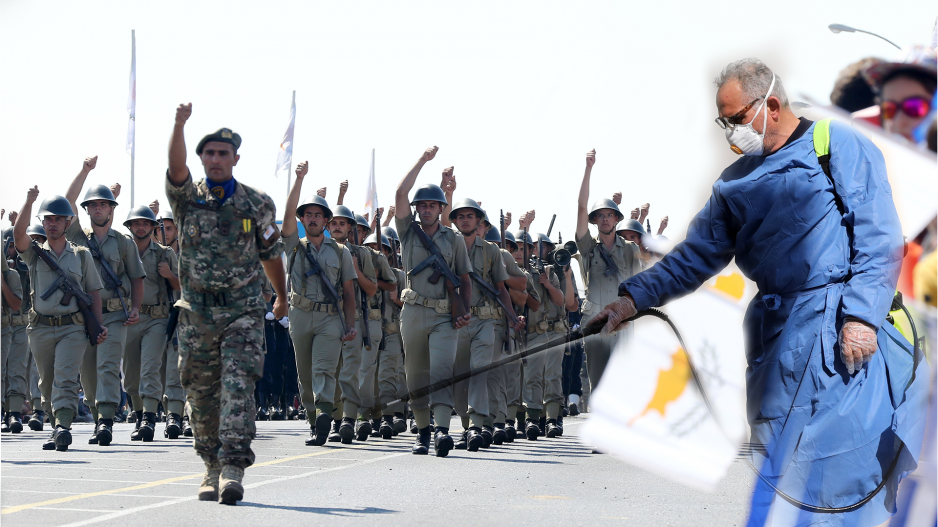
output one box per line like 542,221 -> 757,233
370,419 -> 381,438
525,419 -> 540,441
538,416 -> 547,437
182,414 -> 193,437
434,427 -> 454,457
504,419 -> 517,442
392,413 -> 407,435
53,425 -> 72,451
328,419 -> 342,442
165,413 -> 182,439
480,426 -> 494,448
138,412 -> 157,442
455,429 -> 468,450
8,412 -> 23,433
379,416 -> 394,439
355,419 -> 372,442
339,417 -> 355,444
466,427 -> 484,452
28,410 -> 44,432
306,413 -> 332,446
492,424 -> 507,445
412,426 -> 431,455
88,419 -> 99,444
95,418 -> 113,446
546,419 -> 562,438
130,410 -> 144,441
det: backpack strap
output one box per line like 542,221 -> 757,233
813,118 -> 845,215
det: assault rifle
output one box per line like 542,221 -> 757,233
407,218 -> 468,323
301,241 -> 348,335
86,233 -> 129,318
349,217 -> 371,350
32,240 -> 105,344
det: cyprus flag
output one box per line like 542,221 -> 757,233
581,267 -> 752,491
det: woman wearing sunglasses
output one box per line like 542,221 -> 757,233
864,45 -> 937,143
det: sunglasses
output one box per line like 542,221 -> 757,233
880,96 -> 931,121
715,98 -> 763,129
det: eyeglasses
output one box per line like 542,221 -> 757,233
880,96 -> 931,121
715,98 -> 762,129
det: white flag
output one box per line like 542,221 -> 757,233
581,266 -> 752,491
125,30 -> 136,156
362,149 -> 378,221
274,91 -> 296,178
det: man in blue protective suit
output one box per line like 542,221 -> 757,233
590,58 -> 928,527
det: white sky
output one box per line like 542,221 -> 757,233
2,1 -> 935,245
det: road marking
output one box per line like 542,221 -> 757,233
34,507 -> 118,513
59,452 -> 411,527
1,445 -> 378,515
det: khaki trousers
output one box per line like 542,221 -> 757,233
377,331 -> 404,414
487,321 -> 511,423
28,321 -> 86,427
123,313 -> 168,413
80,311 -> 127,419
454,316 -> 495,429
288,306 -> 345,415
4,324 -> 30,411
332,317 -> 365,418
356,319 -> 383,419
400,303 -> 459,429
160,339 -> 185,415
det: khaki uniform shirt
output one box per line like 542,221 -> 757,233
138,240 -> 179,306
343,243 -> 376,310
2,257 -> 23,321
166,172 -> 283,308
576,233 -> 641,317
284,232 -> 355,303
527,268 -> 562,331
368,248 -> 397,310
467,237 -> 509,308
67,221 -> 146,301
395,213 -> 471,301
501,249 -> 525,278
18,241 -> 103,316
384,268 -> 406,326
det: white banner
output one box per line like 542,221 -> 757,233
274,91 -> 296,179
362,149 -> 378,221
125,30 -> 135,156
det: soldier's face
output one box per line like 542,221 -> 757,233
357,226 -> 369,241
620,230 -> 643,247
512,245 -> 528,265
415,201 -> 441,226
329,218 -> 352,241
160,220 -> 177,245
41,215 -> 69,240
455,210 -> 479,236
129,219 -> 155,242
302,207 -> 327,237
592,209 -> 618,235
200,142 -> 239,182
540,243 -> 554,258
85,200 -> 114,226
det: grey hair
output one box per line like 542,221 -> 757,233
715,58 -> 789,108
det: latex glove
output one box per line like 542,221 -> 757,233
279,316 -> 290,329
587,295 -> 638,335
839,317 -> 878,374
265,312 -> 275,321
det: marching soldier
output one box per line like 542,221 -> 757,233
166,103 -> 288,505
24,225 -> 48,431
448,198 -> 520,451
281,161 -> 358,447
13,188 -> 108,451
575,149 -> 641,390
65,158 -> 146,446
357,215 -> 397,439
2,236 -> 24,432
325,205 -> 376,443
381,225 -> 410,434
121,205 -> 182,441
394,147 -> 472,457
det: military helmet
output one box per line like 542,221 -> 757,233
159,209 -> 175,223
331,205 -> 356,223
364,232 -> 392,251
80,185 -> 119,208
588,199 -> 624,223
448,198 -> 485,221
504,230 -> 519,251
381,226 -> 399,244
354,214 -> 372,233
616,219 -> 646,236
535,233 -> 555,247
513,230 -> 535,247
484,227 -> 502,244
296,195 -> 333,220
123,205 -> 158,228
410,184 -> 448,206
1,227 -> 11,244
26,225 -> 47,238
37,196 -> 76,218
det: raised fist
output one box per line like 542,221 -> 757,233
612,192 -> 622,205
586,149 -> 596,168
421,146 -> 439,163
7,210 -> 16,226
83,156 -> 98,172
339,180 -> 348,195
295,161 -> 309,179
110,183 -> 121,199
26,186 -> 39,205
504,212 -> 512,228
630,208 -> 639,220
639,203 -> 650,223
316,187 -> 327,198
441,167 -> 456,193
149,200 -> 159,215
657,216 -> 669,235
175,103 -> 192,124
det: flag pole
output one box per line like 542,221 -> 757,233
128,30 -> 136,208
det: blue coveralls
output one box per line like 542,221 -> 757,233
622,121 -> 928,527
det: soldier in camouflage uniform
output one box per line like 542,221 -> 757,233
166,103 -> 287,505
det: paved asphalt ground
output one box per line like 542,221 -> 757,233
1,415 -> 755,526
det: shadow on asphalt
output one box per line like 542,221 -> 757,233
238,503 -> 397,516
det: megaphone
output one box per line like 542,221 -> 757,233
563,241 -> 578,256
547,248 -> 572,267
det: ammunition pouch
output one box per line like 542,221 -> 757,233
289,291 -> 340,316
470,304 -> 502,320
368,310 -> 383,321
401,288 -> 451,314
141,304 -> 170,319
383,322 -> 400,335
103,298 -> 125,313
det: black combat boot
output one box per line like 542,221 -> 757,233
182,414 -> 193,437
8,412 -> 23,433
455,430 -> 468,450
492,424 -> 507,445
53,425 -> 72,451
28,410 -> 44,431
88,419 -> 99,444
370,419 -> 381,438
409,414 -> 418,434
42,429 -> 57,450
165,413 -> 182,439
480,426 -> 494,448
271,406 -> 284,421
392,413 -> 407,435
138,412 -> 157,442
433,427 -> 454,457
546,419 -> 562,438
306,413 -> 332,446
339,417 -> 355,444
538,416 -> 547,437
328,419 -> 342,442
412,426 -> 431,455
379,416 -> 394,439
525,419 -> 540,441
355,419 -> 372,442
466,427 -> 484,452
1,411 -> 9,433
256,406 -> 270,421
95,418 -> 114,446
504,419 -> 517,442
129,410 -> 144,441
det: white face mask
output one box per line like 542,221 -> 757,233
725,74 -> 776,156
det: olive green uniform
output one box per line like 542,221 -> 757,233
123,240 -> 178,414
395,213 -> 472,429
575,234 -> 641,390
378,268 -> 406,415
67,220 -> 146,421
284,231 -> 356,418
454,236 -> 509,429
507,271 -> 539,418
167,171 -> 283,469
2,256 -> 25,413
487,249 -> 525,425
19,241 -> 103,428
522,266 -> 567,419
331,242 -> 376,420
359,248 -> 397,421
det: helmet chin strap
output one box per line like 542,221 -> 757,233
91,217 -> 110,228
